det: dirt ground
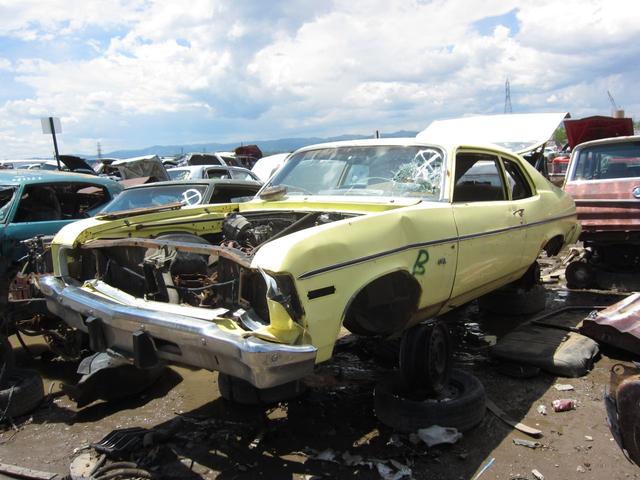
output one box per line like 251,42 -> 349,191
1,286 -> 640,480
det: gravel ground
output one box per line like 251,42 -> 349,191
1,286 -> 639,480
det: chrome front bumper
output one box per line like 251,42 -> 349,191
38,275 -> 317,388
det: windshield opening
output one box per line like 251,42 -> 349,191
266,145 -> 444,200
570,141 -> 640,181
101,184 -> 208,213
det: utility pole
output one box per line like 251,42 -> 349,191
504,78 -> 512,114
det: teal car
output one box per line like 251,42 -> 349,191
0,169 -> 123,298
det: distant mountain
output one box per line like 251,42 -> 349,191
85,130 -> 418,159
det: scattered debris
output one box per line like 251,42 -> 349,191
513,438 -> 542,449
61,351 -> 165,408
577,465 -> 587,473
416,425 -> 462,447
585,435 -> 594,441
472,457 -> 495,480
486,398 -> 542,437
0,462 -> 58,480
554,383 -> 575,391
532,468 -> 545,480
552,399 -> 576,412
376,459 -> 412,480
491,324 -> 599,377
605,363 -> 640,465
92,427 -> 149,456
580,293 -> 640,355
537,404 -> 548,415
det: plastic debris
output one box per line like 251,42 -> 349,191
537,404 -> 548,415
532,468 -> 545,480
552,399 -> 576,412
513,438 -> 541,449
472,457 -> 495,480
376,460 -> 412,480
554,384 -> 575,391
315,449 -> 337,462
585,435 -> 593,441
417,425 -> 462,447
577,465 -> 587,473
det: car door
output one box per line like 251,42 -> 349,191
449,151 -> 526,303
500,155 -> 539,269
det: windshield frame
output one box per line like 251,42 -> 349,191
100,183 -> 209,213
0,185 -> 17,223
264,143 -> 447,201
568,140 -> 640,182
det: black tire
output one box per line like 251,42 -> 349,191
217,372 -> 306,405
565,261 -> 595,289
374,369 -> 486,432
478,284 -> 546,316
0,368 -> 44,419
399,322 -> 452,395
0,335 -> 14,380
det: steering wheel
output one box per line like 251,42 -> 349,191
362,176 -> 392,184
182,188 -> 203,206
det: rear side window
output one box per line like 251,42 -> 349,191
453,153 -> 506,202
206,169 -> 232,180
502,158 -> 533,200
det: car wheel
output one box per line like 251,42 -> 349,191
0,368 -> 44,419
0,335 -> 14,380
399,322 -> 452,395
565,261 -> 595,289
374,369 -> 486,432
217,373 -> 306,405
478,284 -> 546,316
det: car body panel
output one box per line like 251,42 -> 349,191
0,170 -> 123,264
564,135 -> 640,238
41,136 -> 579,387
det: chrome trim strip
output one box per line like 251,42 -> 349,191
298,212 -> 577,280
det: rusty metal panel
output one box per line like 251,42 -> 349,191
580,293 -> 640,355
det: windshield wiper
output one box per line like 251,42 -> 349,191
96,202 -> 183,220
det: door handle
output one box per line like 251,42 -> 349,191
512,208 -> 525,217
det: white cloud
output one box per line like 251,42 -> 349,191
0,0 -> 639,158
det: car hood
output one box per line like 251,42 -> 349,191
564,116 -> 634,149
59,155 -> 96,174
112,156 -> 170,181
417,112 -> 569,154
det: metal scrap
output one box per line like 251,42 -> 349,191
580,293 -> 640,355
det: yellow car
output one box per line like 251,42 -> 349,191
39,136 -> 579,395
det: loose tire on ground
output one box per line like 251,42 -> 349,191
478,284 -> 546,316
217,372 -> 306,405
374,369 -> 486,432
0,368 -> 44,419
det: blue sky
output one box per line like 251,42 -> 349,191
0,0 -> 638,158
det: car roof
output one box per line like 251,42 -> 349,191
0,168 -> 119,186
571,134 -> 640,150
290,137 -> 523,157
168,165 -> 253,172
121,178 -> 262,191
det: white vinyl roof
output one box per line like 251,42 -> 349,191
417,112 -> 569,153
